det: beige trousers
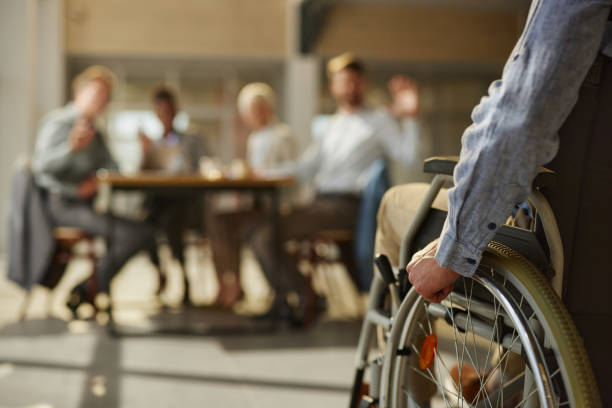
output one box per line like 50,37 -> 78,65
374,183 -> 448,268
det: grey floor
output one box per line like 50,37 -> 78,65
0,244 -> 364,408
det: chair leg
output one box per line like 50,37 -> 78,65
337,240 -> 360,289
87,255 -> 99,308
331,241 -> 364,316
47,288 -> 56,318
19,292 -> 32,322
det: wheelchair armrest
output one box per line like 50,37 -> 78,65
423,156 -> 556,189
423,156 -> 459,177
532,167 -> 556,189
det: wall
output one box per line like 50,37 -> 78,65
0,0 -> 64,253
65,0 -> 287,58
0,1 -> 36,253
316,3 -> 523,64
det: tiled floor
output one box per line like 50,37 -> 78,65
0,245 -> 364,408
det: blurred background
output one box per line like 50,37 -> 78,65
0,1 -> 530,407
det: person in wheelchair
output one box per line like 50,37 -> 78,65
375,1 -> 612,404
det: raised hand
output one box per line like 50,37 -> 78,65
77,176 -> 98,199
388,75 -> 419,118
69,117 -> 96,152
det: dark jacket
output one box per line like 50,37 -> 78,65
8,160 -> 56,290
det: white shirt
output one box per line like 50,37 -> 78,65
246,122 -> 297,170
272,108 -> 419,194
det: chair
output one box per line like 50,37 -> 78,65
296,160 -> 391,311
8,160 -> 101,320
19,227 -> 100,321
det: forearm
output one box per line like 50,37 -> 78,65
393,118 -> 419,165
260,143 -> 320,181
436,0 -> 611,276
378,111 -> 420,165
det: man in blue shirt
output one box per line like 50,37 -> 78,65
376,1 -> 612,402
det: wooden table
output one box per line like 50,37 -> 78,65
96,172 -> 294,335
97,172 -> 294,190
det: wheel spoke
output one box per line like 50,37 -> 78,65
407,366 -> 461,404
446,293 -> 466,407
471,311 -> 535,405
395,261 -> 576,408
477,295 -> 503,408
410,342 -> 454,407
511,383 -> 538,408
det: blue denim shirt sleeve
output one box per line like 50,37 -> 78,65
436,0 -> 612,277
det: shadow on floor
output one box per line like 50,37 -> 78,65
0,317 -> 69,337
108,306 -> 362,351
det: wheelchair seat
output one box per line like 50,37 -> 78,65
423,156 -> 556,189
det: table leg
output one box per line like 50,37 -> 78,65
270,188 -> 285,305
105,187 -> 115,325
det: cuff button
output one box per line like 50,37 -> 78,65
466,258 -> 477,265
487,222 -> 497,230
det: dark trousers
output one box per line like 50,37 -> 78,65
249,195 -> 360,302
146,195 -> 204,268
207,208 -> 263,281
545,54 -> 612,405
47,195 -> 155,293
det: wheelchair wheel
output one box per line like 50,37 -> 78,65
379,242 -> 601,408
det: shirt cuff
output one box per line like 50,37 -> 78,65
435,218 -> 483,277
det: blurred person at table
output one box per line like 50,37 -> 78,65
208,82 -> 298,308
139,86 -> 205,173
139,86 -> 207,304
32,66 -> 155,314
250,52 -> 421,324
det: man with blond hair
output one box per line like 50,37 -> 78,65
208,82 -> 298,307
32,66 -> 155,313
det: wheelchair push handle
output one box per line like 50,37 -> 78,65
374,254 -> 396,286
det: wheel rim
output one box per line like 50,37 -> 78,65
383,260 -> 576,407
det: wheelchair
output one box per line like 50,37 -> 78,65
350,157 -> 601,408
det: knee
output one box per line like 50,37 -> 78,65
377,186 -> 404,235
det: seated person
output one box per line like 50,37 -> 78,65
31,66 -> 155,312
208,82 -> 297,308
140,86 -> 205,173
139,87 -> 207,303
250,53 -> 421,323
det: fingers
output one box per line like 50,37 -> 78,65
70,119 -> 96,151
388,75 -> 416,91
406,246 -> 457,304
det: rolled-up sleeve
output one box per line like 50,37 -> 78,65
436,0 -> 611,277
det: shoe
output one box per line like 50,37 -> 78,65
156,270 -> 167,296
289,294 -> 325,328
66,282 -> 93,319
251,300 -> 293,326
213,287 -> 245,309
